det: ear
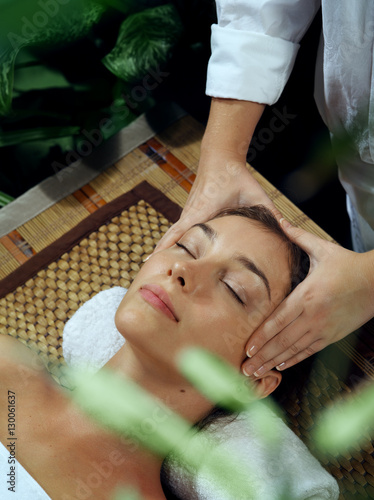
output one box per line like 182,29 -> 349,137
252,370 -> 282,399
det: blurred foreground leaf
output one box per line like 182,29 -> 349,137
178,347 -> 257,411
178,347 -> 284,448
70,368 -> 192,456
69,367 -> 258,499
111,487 -> 143,500
314,382 -> 374,454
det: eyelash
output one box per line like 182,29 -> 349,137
175,242 -> 245,306
225,283 -> 245,305
176,242 -> 194,257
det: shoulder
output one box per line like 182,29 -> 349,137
0,334 -> 46,373
0,333 -> 24,355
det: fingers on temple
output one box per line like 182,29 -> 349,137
246,302 -> 303,356
243,325 -> 306,376
269,332 -> 320,368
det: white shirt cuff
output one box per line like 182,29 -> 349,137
206,24 -> 300,105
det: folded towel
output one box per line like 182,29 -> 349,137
162,405 -> 338,500
63,287 -> 126,373
62,287 -> 339,500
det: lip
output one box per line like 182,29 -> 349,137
139,284 -> 179,322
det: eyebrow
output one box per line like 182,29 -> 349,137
191,222 -> 271,301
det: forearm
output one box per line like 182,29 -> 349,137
154,99 -> 275,251
201,98 -> 265,163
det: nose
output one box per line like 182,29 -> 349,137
168,260 -> 197,292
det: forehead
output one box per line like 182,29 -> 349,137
206,215 -> 283,251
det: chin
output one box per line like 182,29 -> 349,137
115,301 -> 143,337
114,294 -> 164,346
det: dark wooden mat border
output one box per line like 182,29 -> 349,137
0,181 -> 182,299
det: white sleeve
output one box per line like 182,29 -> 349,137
206,0 -> 321,105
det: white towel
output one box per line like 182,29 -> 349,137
63,287 -> 126,373
62,287 -> 340,500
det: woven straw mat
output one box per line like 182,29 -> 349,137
0,200 -> 170,387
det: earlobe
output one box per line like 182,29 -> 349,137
253,370 -> 282,399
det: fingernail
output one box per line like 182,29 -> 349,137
253,365 -> 265,377
276,363 -> 286,371
246,345 -> 257,358
143,254 -> 152,262
280,218 -> 292,229
243,364 -> 255,377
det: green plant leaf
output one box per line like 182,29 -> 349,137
0,190 -> 14,207
178,347 -> 257,412
70,368 -> 193,456
0,0 -> 105,115
314,382 -> 374,454
178,348 -> 286,449
0,126 -> 80,147
102,3 -> 183,82
0,46 -> 22,116
111,487 -> 143,500
68,367 -> 260,499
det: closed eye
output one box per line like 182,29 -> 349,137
176,242 -> 196,259
224,282 -> 245,306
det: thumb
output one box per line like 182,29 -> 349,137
153,220 -> 188,255
280,218 -> 334,260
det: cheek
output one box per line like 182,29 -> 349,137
114,255 -> 170,329
128,251 -> 172,284
183,304 -> 247,367
114,291 -> 177,363
140,253 -> 171,273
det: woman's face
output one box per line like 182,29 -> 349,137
115,215 -> 292,373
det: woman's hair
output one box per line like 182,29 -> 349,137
209,205 -> 310,296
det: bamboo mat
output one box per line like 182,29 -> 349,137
1,113 -> 374,499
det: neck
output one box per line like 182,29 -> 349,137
104,343 -> 213,424
66,343 -> 208,499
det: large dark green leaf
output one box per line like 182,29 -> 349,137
0,46 -> 21,117
0,126 -> 80,147
0,0 -> 105,115
103,3 -> 183,82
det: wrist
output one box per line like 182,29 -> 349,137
199,145 -> 248,165
201,98 -> 265,162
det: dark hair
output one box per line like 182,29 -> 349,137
209,205 -> 309,296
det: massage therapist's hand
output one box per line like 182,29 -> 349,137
154,149 -> 279,253
154,97 -> 276,253
242,220 -> 374,377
